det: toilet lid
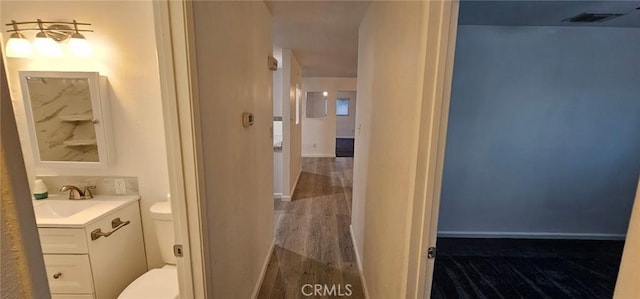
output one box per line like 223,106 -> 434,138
118,267 -> 179,299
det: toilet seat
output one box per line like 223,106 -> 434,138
118,265 -> 179,299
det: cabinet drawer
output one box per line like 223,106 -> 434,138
39,228 -> 88,254
44,254 -> 94,294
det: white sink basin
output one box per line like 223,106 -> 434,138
33,200 -> 103,218
32,195 -> 140,227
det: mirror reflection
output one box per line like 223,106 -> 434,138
306,91 -> 327,118
24,76 -> 99,162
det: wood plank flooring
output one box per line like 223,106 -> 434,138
258,158 -> 364,298
431,238 -> 625,299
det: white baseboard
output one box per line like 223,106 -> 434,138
251,238 -> 276,299
350,225 -> 369,299
290,169 -> 302,196
280,195 -> 291,202
336,136 -> 355,139
302,153 -> 335,158
279,169 -> 301,202
273,193 -> 282,199
437,231 -> 626,240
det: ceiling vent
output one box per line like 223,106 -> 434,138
563,12 -> 623,23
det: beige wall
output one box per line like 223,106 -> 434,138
351,2 -> 374,282
1,49 -> 50,299
353,3 -> 425,296
280,49 -> 302,197
352,2 -> 457,297
301,77 -> 357,157
614,179 -> 640,299
1,1 -> 170,268
191,1 -> 274,297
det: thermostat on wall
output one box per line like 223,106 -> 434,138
242,113 -> 254,128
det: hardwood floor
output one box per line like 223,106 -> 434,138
258,158 -> 365,298
431,238 -> 625,299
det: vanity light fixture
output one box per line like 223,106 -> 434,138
323,91 -> 328,97
5,31 -> 32,58
4,19 -> 92,58
68,21 -> 92,57
33,20 -> 62,57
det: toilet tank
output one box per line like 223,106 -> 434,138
150,201 -> 177,265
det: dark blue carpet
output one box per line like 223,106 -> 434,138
431,238 -> 625,299
336,138 -> 354,157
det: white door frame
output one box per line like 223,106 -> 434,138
422,1 -> 460,297
153,1 -> 208,298
404,1 -> 459,298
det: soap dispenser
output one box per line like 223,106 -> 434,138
33,179 -> 48,199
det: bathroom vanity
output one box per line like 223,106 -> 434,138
34,195 -> 146,299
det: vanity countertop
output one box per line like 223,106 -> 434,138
33,194 -> 140,228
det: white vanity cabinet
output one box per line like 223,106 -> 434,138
38,199 -> 146,299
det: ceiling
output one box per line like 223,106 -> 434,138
266,1 -> 371,78
459,1 -> 640,27
266,1 -> 639,78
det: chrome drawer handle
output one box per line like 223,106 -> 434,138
90,218 -> 130,241
53,273 -> 62,279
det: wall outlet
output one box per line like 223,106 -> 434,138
114,178 -> 126,195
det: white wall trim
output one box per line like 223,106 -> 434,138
280,195 -> 292,202
437,231 -> 626,240
251,238 -> 276,299
273,193 -> 282,200
350,225 -> 369,299
336,136 -> 355,139
280,170 -> 301,202
302,154 -> 336,158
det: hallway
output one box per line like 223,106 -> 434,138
258,158 -> 364,298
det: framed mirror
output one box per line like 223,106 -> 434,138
20,71 -> 114,169
306,91 -> 328,118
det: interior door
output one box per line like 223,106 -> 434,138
153,1 -> 206,298
417,1 -> 460,298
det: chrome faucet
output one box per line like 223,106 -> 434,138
59,185 -> 96,200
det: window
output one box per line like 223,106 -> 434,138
336,98 -> 349,116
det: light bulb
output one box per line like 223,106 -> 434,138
69,33 -> 91,57
323,91 -> 328,97
33,32 -> 62,57
5,32 -> 32,58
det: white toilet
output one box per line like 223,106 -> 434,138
119,200 -> 179,299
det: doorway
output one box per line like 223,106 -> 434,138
429,2 -> 640,297
335,91 -> 357,158
154,1 -> 640,298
